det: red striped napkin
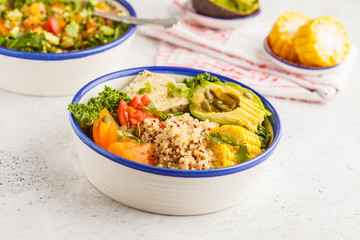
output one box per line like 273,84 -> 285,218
139,0 -> 358,103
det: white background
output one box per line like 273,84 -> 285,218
1,0 -> 360,239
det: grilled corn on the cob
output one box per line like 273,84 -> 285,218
293,16 -> 350,67
211,125 -> 262,168
268,11 -> 310,63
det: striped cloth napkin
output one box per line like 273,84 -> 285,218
138,0 -> 358,103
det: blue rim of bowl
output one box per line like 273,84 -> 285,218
0,0 -> 137,61
184,0 -> 261,21
263,38 -> 340,70
69,66 -> 282,178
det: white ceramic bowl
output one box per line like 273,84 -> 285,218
0,0 -> 136,96
263,38 -> 341,76
69,66 -> 281,215
183,0 -> 261,30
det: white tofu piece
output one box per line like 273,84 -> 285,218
122,70 -> 189,113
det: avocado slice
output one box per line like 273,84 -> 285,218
189,81 -> 270,132
192,0 -> 260,19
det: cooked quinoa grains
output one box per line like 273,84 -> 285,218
140,113 -> 219,170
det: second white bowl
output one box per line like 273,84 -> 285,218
0,0 -> 136,96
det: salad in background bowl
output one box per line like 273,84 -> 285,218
68,66 -> 281,215
0,0 -> 136,96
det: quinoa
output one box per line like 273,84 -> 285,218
140,113 -> 219,170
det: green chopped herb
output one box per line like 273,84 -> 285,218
137,81 -> 153,95
206,132 -> 250,163
139,102 -> 168,121
166,82 -> 191,97
0,32 -> 46,52
182,73 -> 221,98
117,129 -> 143,143
235,144 -> 250,163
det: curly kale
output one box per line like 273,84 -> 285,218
68,86 -> 131,130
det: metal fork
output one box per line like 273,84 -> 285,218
93,12 -> 179,29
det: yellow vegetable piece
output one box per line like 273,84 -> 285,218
294,16 -> 350,67
268,11 -> 310,63
210,125 -> 262,168
93,108 -> 120,149
29,2 -> 45,16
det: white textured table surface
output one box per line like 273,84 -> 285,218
1,0 -> 360,239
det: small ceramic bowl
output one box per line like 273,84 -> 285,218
0,0 -> 136,96
263,38 -> 340,76
183,0 -> 261,30
69,66 -> 281,215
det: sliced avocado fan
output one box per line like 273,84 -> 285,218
189,81 -> 271,132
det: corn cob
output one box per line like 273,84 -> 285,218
268,11 -> 310,63
210,125 -> 262,168
293,16 -> 350,67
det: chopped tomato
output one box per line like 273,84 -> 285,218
118,100 -> 130,129
140,95 -> 151,107
44,17 -> 60,35
128,106 -> 148,127
107,141 -> 156,166
118,96 -> 163,129
129,96 -> 144,108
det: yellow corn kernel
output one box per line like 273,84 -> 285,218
212,144 -> 236,168
211,125 -> 263,168
268,11 -> 310,62
293,16 -> 350,67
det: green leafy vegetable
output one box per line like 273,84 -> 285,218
140,102 -> 168,121
166,82 -> 191,97
13,0 -> 52,9
68,86 -> 131,130
257,125 -> 271,151
67,103 -> 100,131
165,73 -> 220,99
0,32 -> 46,52
117,129 -> 143,143
206,132 -> 250,163
182,73 -> 221,98
0,9 -> 7,20
137,81 -> 153,95
235,144 -> 250,163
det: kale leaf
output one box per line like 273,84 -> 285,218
68,86 -> 131,130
